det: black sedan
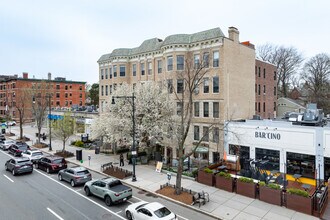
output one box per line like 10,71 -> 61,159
5,158 -> 33,175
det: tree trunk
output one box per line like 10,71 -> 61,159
20,124 -> 23,140
38,127 -> 41,143
62,140 -> 66,152
175,156 -> 183,195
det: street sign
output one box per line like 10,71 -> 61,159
131,151 -> 137,155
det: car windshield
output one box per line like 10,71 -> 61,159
53,159 -> 64,164
18,146 -> 28,151
32,152 -> 43,156
77,170 -> 89,175
154,207 -> 171,218
18,160 -> 30,164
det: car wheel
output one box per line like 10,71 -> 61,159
105,195 -> 112,206
58,174 -> 62,181
126,211 -> 133,220
70,180 -> 75,187
84,187 -> 92,196
46,167 -> 50,174
12,169 -> 16,176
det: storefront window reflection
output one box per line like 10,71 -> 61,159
287,152 -> 315,179
255,148 -> 280,171
324,157 -> 330,181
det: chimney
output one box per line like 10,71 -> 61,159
48,72 -> 52,80
228,26 -> 239,43
22,72 -> 28,79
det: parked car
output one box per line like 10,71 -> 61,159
5,157 -> 33,176
125,201 -> 178,220
84,177 -> 132,206
22,149 -> 44,163
35,156 -> 67,173
0,140 -> 16,151
58,166 -> 92,187
8,143 -> 31,157
2,121 -> 16,127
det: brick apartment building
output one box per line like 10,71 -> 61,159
255,59 -> 277,119
97,27 -> 256,163
0,72 -> 86,122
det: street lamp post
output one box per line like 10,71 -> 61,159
48,94 -> 52,151
112,93 -> 137,182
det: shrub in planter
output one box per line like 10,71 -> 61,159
215,171 -> 234,192
74,140 -> 84,147
286,188 -> 312,215
236,177 -> 256,198
197,168 -> 215,186
259,181 -> 282,206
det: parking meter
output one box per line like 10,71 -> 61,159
88,155 -> 91,166
167,172 -> 172,184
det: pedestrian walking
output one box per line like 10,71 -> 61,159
120,153 -> 124,166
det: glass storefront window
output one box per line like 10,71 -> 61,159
255,148 -> 280,171
287,152 -> 315,179
324,157 -> 330,181
229,145 -> 250,170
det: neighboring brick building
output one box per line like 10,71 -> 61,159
255,59 -> 277,119
0,72 -> 86,122
97,27 -> 255,163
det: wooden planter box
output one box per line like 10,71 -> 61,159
259,186 -> 282,206
236,181 -> 256,198
197,170 -> 215,186
286,193 -> 313,215
215,175 -> 234,192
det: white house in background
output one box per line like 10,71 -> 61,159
277,97 -> 306,118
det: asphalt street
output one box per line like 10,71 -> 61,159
0,145 -> 217,220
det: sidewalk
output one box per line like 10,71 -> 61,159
10,125 -> 319,220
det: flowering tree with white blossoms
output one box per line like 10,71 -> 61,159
91,82 -> 177,151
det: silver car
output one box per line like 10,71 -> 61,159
58,166 -> 92,187
0,140 -> 16,150
22,149 -> 44,163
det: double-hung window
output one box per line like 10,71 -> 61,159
157,60 -> 162,73
177,79 -> 184,93
132,64 -> 136,76
203,52 -> 209,68
194,102 -> 199,117
101,69 -> 104,79
113,65 -> 117,77
213,76 -> 219,93
203,78 -> 209,93
120,65 -> 126,77
213,51 -> 219,67
141,63 -> 145,75
167,56 -> 173,71
176,55 -> 184,70
213,102 -> 219,118
203,102 -> 209,117
194,126 -> 200,140
194,54 -> 200,69
148,62 -> 152,75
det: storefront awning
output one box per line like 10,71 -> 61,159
194,146 -> 209,153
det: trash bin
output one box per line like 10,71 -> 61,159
1,129 -> 5,134
76,149 -> 82,161
95,146 -> 100,154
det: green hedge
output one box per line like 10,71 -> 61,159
218,171 -> 232,179
238,177 -> 254,183
259,181 -> 281,190
287,188 -> 309,197
203,168 -> 213,173
74,140 -> 84,147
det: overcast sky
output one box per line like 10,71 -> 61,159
1,0 -> 329,84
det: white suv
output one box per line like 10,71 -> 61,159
22,149 -> 44,163
0,140 -> 16,150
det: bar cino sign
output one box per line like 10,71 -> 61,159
255,131 -> 281,140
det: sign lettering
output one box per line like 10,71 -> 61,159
255,131 -> 281,140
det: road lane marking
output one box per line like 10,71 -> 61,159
116,211 -> 122,214
47,208 -> 64,220
1,150 -> 191,220
3,174 -> 14,183
75,188 -> 83,192
35,169 -> 126,220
